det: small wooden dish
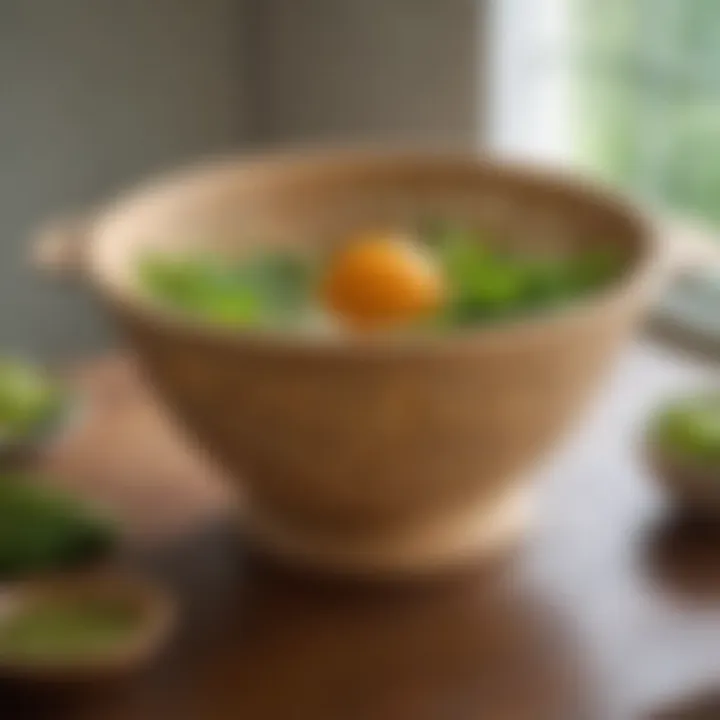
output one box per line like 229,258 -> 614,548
0,572 -> 175,684
647,441 -> 720,519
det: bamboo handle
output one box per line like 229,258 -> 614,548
33,214 -> 92,279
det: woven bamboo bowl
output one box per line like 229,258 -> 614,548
35,150 -> 677,573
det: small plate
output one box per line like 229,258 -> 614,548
0,572 -> 176,684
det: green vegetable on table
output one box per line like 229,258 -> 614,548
0,478 -> 117,579
0,360 -> 64,442
652,395 -> 720,464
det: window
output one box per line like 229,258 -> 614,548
490,0 -> 720,353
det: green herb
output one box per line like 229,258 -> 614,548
0,599 -> 140,661
0,479 -> 117,579
428,226 -> 623,325
139,251 -> 313,327
0,361 -> 64,441
653,395 -> 720,464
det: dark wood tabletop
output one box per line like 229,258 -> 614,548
3,342 -> 720,720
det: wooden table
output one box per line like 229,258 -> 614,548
3,343 -> 720,720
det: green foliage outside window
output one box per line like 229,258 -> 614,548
574,0 -> 720,226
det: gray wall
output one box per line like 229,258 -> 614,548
246,0 -> 482,148
0,0 -> 246,357
1,0 -> 485,358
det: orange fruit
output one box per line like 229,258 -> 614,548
322,231 -> 445,328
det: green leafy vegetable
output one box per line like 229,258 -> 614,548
0,478 -> 117,579
139,251 -> 313,327
426,224 -> 624,326
138,224 -> 625,331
